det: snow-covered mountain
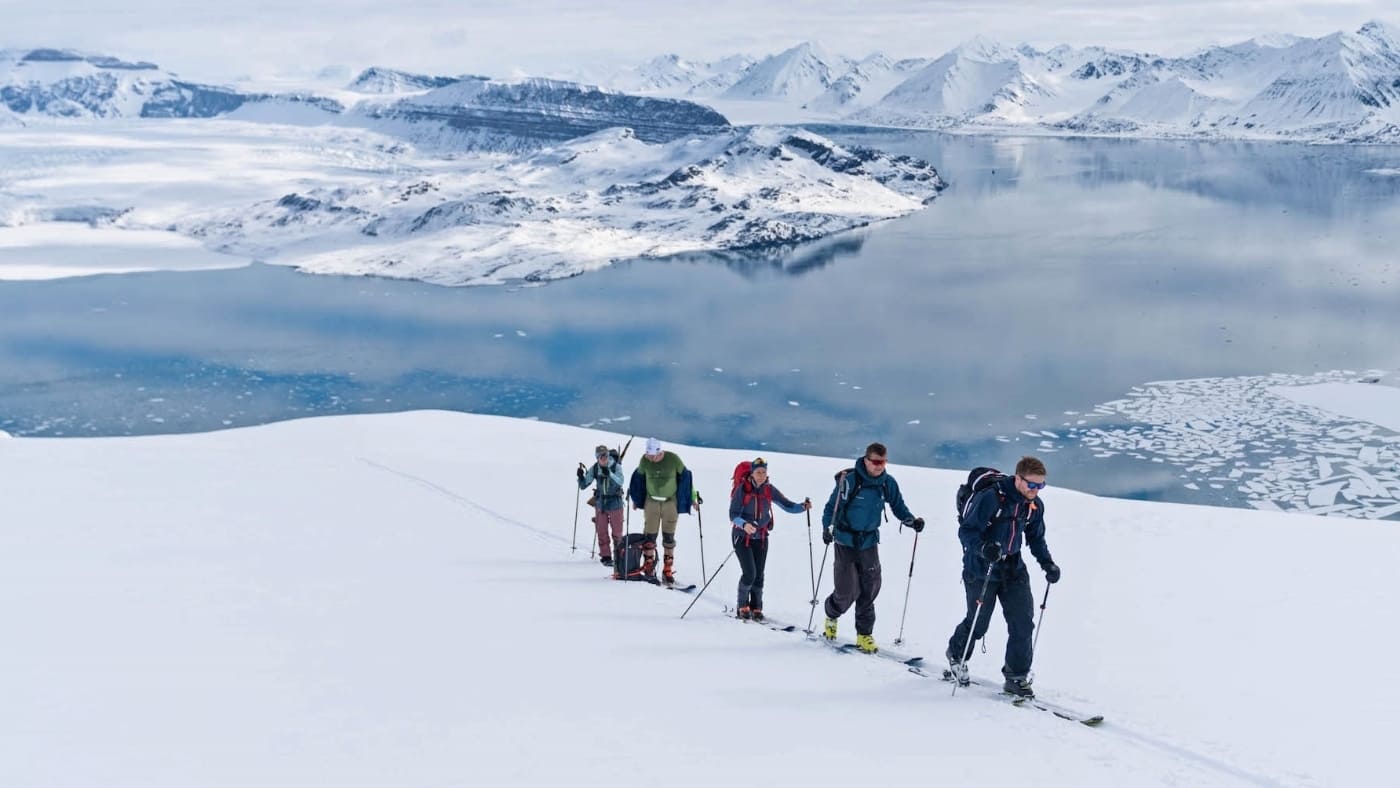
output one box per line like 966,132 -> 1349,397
721,42 -> 852,101
610,53 -> 757,95
176,125 -> 944,285
805,54 -> 932,114
352,77 -> 730,152
618,21 -> 1400,142
345,67 -> 465,94
0,48 -> 344,120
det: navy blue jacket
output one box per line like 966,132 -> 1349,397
821,459 -> 915,550
628,468 -> 695,515
958,476 -> 1053,578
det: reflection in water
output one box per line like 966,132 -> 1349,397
2,131 -> 1399,510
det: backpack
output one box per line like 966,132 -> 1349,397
830,468 -> 883,531
956,466 -> 1007,523
613,532 -> 653,581
731,461 -> 773,506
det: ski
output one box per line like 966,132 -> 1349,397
940,670 -> 1104,726
749,614 -> 925,667
723,607 -> 798,632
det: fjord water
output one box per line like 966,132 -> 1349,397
2,131 -> 1398,507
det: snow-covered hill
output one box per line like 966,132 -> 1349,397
4,407 -> 1398,786
176,125 -> 944,285
616,21 -> 1400,142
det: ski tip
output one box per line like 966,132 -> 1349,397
904,656 -> 924,666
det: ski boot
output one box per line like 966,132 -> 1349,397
1002,675 -> 1034,699
641,554 -> 657,579
945,651 -> 970,686
822,617 -> 838,641
661,555 -> 675,586
736,606 -> 752,620
750,609 -> 764,623
855,633 -> 878,654
600,556 -> 614,567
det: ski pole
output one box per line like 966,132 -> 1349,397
571,463 -> 584,553
680,548 -> 736,619
589,500 -> 598,560
953,558 -> 999,697
804,541 -> 831,635
892,531 -> 920,646
804,503 -> 816,602
1031,584 -> 1051,659
695,490 -> 707,581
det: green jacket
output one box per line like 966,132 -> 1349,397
637,452 -> 686,500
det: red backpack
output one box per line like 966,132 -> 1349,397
731,461 -> 773,513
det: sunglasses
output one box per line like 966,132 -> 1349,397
865,457 -> 887,466
1019,476 -> 1047,490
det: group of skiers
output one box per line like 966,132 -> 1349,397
575,439 -> 1062,699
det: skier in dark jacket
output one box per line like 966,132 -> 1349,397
819,442 -> 923,654
729,457 -> 810,622
945,456 -> 1061,699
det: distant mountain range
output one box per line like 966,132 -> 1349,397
608,21 -> 1400,142
0,48 -> 730,152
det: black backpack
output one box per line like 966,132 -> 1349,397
614,532 -> 653,581
955,467 -> 1007,523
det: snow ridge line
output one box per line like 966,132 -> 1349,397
359,457 -> 564,546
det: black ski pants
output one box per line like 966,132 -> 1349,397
947,558 -> 1036,678
823,543 -> 882,636
733,531 -> 769,610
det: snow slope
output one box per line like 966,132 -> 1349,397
3,409 -> 1398,786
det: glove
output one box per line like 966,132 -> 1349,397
1041,561 -> 1061,584
979,541 -> 1002,562
576,466 -> 585,481
822,528 -> 833,545
904,517 -> 924,533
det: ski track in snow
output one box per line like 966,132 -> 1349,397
1065,370 -> 1400,519
359,457 -> 563,545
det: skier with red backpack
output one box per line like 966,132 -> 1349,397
728,457 -> 811,621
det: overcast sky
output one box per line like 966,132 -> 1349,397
3,1 -> 1395,84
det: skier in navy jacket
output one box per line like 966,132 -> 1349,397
946,456 -> 1061,699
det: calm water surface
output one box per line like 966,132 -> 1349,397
3,131 -> 1399,507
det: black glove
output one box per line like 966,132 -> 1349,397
979,541 -> 1002,562
822,528 -> 833,545
1041,561 -> 1061,584
576,466 -> 585,481
904,517 -> 924,533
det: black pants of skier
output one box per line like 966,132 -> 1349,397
947,558 -> 1035,678
733,530 -> 769,610
823,543 -> 882,636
